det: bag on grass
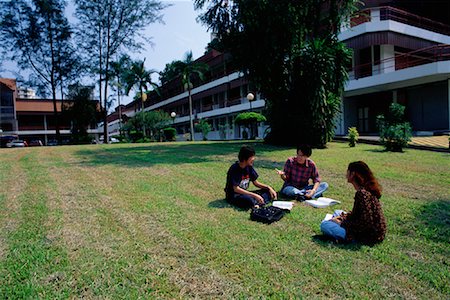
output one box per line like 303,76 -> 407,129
250,206 -> 285,224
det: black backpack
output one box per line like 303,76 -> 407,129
250,206 -> 285,224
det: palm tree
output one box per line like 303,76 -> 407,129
109,54 -> 132,134
178,51 -> 209,141
124,59 -> 159,112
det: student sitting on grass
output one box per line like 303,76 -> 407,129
276,144 -> 328,200
320,161 -> 387,244
225,145 -> 277,209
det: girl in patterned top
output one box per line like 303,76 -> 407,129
320,161 -> 386,245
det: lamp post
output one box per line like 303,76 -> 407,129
246,92 -> 256,139
170,111 -> 176,125
246,92 -> 255,112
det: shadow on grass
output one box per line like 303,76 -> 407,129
75,142 -> 288,168
311,235 -> 363,251
363,149 -> 387,153
208,198 -> 250,212
413,199 -> 450,244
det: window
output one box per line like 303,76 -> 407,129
357,107 -> 369,133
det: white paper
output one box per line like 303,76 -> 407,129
272,201 -> 294,211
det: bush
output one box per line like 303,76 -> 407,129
348,127 -> 359,147
377,103 -> 412,152
195,119 -> 211,141
235,112 -> 266,140
163,127 -> 177,141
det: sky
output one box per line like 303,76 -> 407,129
0,0 -> 212,106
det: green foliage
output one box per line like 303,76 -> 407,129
377,103 -> 412,152
0,0 -> 78,142
234,112 -> 267,125
123,59 -> 159,110
194,0 -> 357,147
74,0 -> 167,141
123,110 -> 170,142
194,119 -> 211,141
348,127 -> 359,147
163,127 -> 177,141
63,85 -> 101,144
218,124 -> 231,140
159,60 -> 185,84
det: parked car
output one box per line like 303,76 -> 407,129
6,140 -> 26,148
29,139 -> 43,147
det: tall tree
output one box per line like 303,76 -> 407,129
178,51 -> 209,142
0,0 -> 75,144
74,0 -> 166,143
195,0 -> 356,147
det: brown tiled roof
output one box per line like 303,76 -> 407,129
15,99 -> 64,112
0,78 -> 17,91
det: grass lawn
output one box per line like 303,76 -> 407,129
0,141 -> 448,298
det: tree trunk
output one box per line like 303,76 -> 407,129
47,15 -> 60,144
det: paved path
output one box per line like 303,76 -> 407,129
410,136 -> 448,149
336,135 -> 449,152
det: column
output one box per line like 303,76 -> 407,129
380,45 -> 395,74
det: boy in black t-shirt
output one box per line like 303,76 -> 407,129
225,145 -> 277,209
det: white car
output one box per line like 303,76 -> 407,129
6,140 -> 26,148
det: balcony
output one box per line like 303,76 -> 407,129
349,6 -> 450,36
350,44 -> 450,80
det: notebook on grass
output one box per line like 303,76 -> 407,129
304,197 -> 340,208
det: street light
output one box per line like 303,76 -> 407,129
170,111 -> 176,125
246,92 -> 256,139
247,92 -> 255,112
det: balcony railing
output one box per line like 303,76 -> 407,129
350,44 -> 450,80
350,6 -> 450,36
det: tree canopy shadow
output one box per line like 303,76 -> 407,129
413,199 -> 449,244
74,141 -> 288,168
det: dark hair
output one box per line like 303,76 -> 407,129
348,161 -> 382,198
297,144 -> 312,157
238,145 -> 255,162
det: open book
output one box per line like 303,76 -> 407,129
304,197 -> 341,208
272,201 -> 294,211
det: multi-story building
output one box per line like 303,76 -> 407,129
109,0 -> 449,140
0,78 -> 101,146
107,50 -> 268,141
0,78 -> 18,133
337,0 -> 450,135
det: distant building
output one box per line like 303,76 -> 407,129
18,87 -> 37,99
107,50 -> 268,140
0,78 -> 18,133
0,78 -> 102,145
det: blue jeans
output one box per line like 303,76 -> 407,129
281,182 -> 329,199
320,210 -> 347,241
227,189 -> 271,209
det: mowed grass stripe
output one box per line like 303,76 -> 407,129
0,150 -> 70,299
44,148 -> 180,298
